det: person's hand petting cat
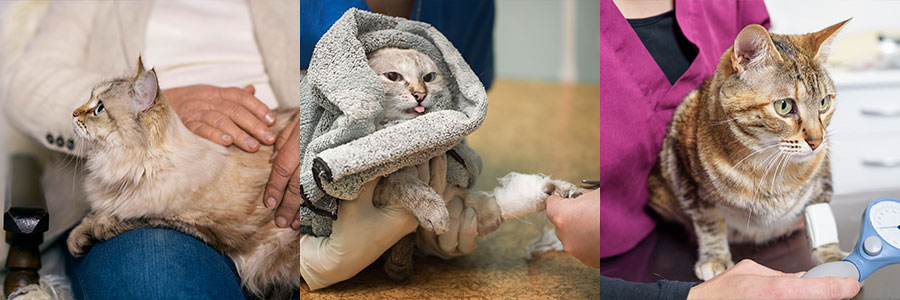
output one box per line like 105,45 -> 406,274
164,84 -> 277,152
546,189 -> 602,268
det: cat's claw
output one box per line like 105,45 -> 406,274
695,256 -> 733,281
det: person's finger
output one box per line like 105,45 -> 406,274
264,124 -> 302,209
780,277 -> 860,300
183,120 -> 233,146
243,84 -> 255,94
545,195 -> 566,225
274,167 -> 303,229
222,101 -> 275,145
429,154 -> 447,195
438,197 -> 464,253
291,212 -> 302,231
275,113 -> 300,153
220,87 -> 274,126
200,111 -> 260,152
415,159 -> 430,184
457,207 -> 477,254
727,259 -> 785,277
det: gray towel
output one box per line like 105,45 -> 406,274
299,9 -> 488,237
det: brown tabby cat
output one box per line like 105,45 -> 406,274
647,20 -> 850,281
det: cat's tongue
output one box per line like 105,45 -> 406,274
413,105 -> 425,114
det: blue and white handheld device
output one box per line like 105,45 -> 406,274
804,197 -> 900,281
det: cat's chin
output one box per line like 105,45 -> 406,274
790,150 -> 823,163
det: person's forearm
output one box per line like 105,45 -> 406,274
599,276 -> 694,300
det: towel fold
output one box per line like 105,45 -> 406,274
299,9 -> 488,236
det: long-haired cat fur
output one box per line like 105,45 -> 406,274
68,57 -> 580,297
68,59 -> 301,297
366,47 -> 454,280
647,20 -> 850,281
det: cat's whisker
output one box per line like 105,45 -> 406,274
771,152 -> 792,192
732,144 -> 780,170
754,150 -> 782,203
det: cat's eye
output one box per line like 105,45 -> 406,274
819,95 -> 832,113
384,72 -> 403,82
94,101 -> 105,115
773,99 -> 795,117
423,72 -> 436,82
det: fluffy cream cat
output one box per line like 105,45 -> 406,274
366,47 -> 454,279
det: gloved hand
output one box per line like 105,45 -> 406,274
416,187 -> 479,259
297,155 -> 445,291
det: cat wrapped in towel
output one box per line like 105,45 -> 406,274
299,8 -> 581,280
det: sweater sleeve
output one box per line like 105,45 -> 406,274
1,1 -> 109,157
599,276 -> 696,300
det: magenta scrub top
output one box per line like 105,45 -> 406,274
598,0 -> 769,259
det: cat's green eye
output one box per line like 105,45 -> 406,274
423,72 -> 436,82
384,72 -> 403,82
819,95 -> 832,113
773,99 -> 795,116
94,101 -> 105,116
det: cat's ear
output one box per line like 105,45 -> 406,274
135,56 -> 146,77
133,68 -> 159,112
731,24 -> 779,75
810,18 -> 850,64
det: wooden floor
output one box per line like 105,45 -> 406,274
306,80 -> 605,298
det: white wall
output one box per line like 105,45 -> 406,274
765,0 -> 900,36
494,0 -> 601,84
493,0 -> 900,84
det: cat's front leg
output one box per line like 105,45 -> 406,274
67,211 -> 103,257
691,207 -> 733,281
379,171 -> 450,234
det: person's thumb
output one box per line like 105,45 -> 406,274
243,84 -> 256,94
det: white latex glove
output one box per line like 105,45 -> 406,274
297,156 -> 444,291
416,186 -> 479,259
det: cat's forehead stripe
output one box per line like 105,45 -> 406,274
92,79 -> 129,98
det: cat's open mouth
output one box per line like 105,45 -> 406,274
406,105 -> 426,114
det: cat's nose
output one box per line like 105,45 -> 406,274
805,137 -> 823,150
412,92 -> 426,102
72,110 -> 79,118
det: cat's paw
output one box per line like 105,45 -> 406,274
66,224 -> 95,257
493,172 -> 579,221
694,256 -> 734,281
416,207 -> 450,235
812,242 -> 848,264
543,180 -> 582,199
411,192 -> 451,234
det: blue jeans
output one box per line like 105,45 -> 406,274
65,228 -> 245,300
